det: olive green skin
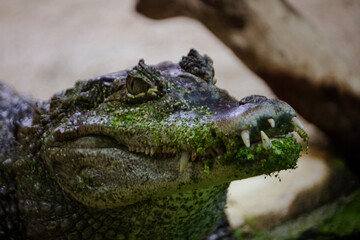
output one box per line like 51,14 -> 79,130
0,49 -> 303,239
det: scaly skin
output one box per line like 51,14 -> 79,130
0,49 -> 306,239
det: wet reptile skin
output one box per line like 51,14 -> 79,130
0,49 -> 304,239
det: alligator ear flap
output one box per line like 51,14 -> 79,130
179,49 -> 216,84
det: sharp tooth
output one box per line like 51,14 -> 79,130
241,130 -> 250,147
267,118 -> 275,128
291,117 -> 305,131
145,147 -> 150,155
260,131 -> 272,149
136,147 -> 140,152
128,146 -> 132,151
179,152 -> 190,172
150,147 -> 155,156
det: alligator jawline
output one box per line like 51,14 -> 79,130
48,129 -> 298,174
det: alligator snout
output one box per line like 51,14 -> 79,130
214,95 -> 304,148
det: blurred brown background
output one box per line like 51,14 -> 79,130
0,0 -> 272,101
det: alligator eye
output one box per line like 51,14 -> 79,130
126,76 -> 150,95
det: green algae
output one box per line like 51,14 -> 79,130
105,100 -> 219,154
218,137 -> 302,174
316,189 -> 360,237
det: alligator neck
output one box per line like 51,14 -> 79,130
114,183 -> 228,240
17,159 -> 228,240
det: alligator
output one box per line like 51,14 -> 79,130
0,49 -> 307,240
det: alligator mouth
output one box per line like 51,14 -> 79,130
47,115 -> 306,174
121,116 -> 307,172
125,143 -> 223,172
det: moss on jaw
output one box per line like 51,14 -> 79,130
219,137 -> 302,174
104,99 -> 219,152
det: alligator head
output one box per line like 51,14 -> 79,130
23,49 -> 307,239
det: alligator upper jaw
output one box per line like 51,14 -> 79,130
46,95 -> 306,175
